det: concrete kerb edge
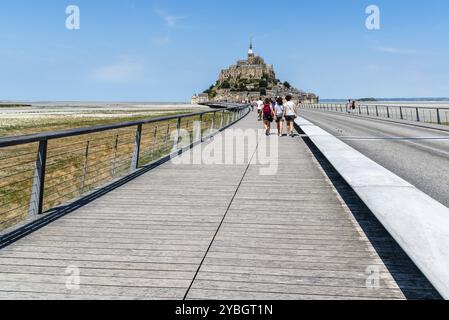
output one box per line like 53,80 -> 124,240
295,116 -> 449,300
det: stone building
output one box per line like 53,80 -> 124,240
218,41 -> 276,86
191,93 -> 209,104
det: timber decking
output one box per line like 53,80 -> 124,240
0,112 -> 439,300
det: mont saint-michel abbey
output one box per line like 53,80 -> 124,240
218,43 -> 275,86
192,41 -> 319,104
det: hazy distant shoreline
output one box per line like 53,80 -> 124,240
0,101 -> 192,108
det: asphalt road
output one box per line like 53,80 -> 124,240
300,109 -> 449,208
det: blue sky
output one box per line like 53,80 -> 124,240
0,0 -> 448,102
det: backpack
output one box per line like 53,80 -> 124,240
263,104 -> 272,116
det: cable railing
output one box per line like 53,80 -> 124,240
302,103 -> 449,126
0,104 -> 250,236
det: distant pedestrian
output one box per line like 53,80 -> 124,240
274,97 -> 285,137
284,95 -> 297,137
256,97 -> 264,121
351,100 -> 356,112
262,98 -> 274,136
347,99 -> 352,113
250,100 -> 256,112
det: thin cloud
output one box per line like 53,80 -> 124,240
377,46 -> 438,56
154,9 -> 186,29
151,9 -> 187,46
150,34 -> 171,45
91,57 -> 145,83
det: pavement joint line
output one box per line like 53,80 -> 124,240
339,137 -> 449,141
183,128 -> 261,300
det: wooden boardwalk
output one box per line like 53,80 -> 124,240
0,112 -> 440,300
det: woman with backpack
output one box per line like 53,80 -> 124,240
284,95 -> 297,137
274,97 -> 285,137
262,98 -> 274,136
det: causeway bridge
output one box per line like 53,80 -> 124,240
0,103 -> 447,300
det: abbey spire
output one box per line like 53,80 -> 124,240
248,38 -> 254,58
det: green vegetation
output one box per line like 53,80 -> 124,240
219,80 -> 231,89
358,98 -> 377,102
203,85 -> 217,99
206,66 -> 290,97
258,79 -> 268,88
0,104 -> 32,108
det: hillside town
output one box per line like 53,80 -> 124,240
192,41 -> 319,104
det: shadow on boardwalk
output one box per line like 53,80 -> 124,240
297,127 -> 442,300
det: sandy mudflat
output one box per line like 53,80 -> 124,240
0,103 -> 206,119
0,103 -> 208,136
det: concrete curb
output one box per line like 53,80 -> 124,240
296,116 -> 449,300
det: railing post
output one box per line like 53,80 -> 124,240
367,106 -> 370,116
376,106 -> 379,117
150,126 -> 158,161
387,106 -> 390,118
211,112 -> 216,131
80,140 -> 90,194
220,110 -> 225,129
436,108 -> 441,124
174,117 -> 182,150
358,106 -> 361,115
400,107 -> 404,120
416,108 -> 420,122
131,124 -> 142,171
165,123 -> 171,150
112,133 -> 119,177
28,140 -> 48,218
199,113 -> 204,142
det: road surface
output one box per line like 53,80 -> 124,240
300,109 -> 449,208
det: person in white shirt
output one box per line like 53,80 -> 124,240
256,98 -> 264,121
284,95 -> 297,137
274,97 -> 285,137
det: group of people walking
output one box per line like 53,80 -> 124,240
255,95 -> 298,137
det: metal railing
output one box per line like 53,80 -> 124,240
0,104 -> 250,235
302,103 -> 449,125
